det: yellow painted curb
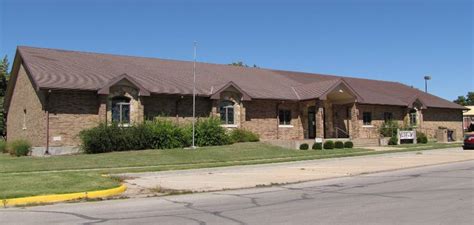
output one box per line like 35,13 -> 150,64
2,184 -> 127,207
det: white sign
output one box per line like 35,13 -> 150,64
399,131 -> 415,140
315,138 -> 323,143
53,136 -> 62,141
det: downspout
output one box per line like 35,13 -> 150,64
45,89 -> 51,155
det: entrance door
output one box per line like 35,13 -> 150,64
308,106 -> 316,139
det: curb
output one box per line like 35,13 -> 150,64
2,184 -> 127,207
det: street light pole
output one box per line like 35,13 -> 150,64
424,75 -> 431,93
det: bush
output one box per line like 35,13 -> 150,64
80,120 -> 190,154
8,140 -> 31,157
312,142 -> 323,150
192,117 -> 230,147
379,120 -> 399,137
0,140 -> 6,153
79,117 -> 237,154
229,129 -> 260,143
334,141 -> 344,149
146,120 -> 188,149
323,140 -> 334,149
299,143 -> 309,150
388,136 -> 398,145
344,141 -> 354,148
416,131 -> 428,144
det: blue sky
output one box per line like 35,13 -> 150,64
0,0 -> 472,100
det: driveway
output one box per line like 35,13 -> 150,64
1,160 -> 473,225
122,147 -> 474,195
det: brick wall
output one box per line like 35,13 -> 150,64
420,108 -> 463,140
242,100 -> 303,140
143,95 -> 212,124
6,64 -> 47,147
48,90 -> 103,147
356,104 -> 406,139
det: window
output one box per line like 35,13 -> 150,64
220,100 -> 234,125
384,112 -> 393,122
409,109 -> 417,126
22,109 -> 27,130
363,112 -> 372,125
279,110 -> 291,125
112,96 -> 131,124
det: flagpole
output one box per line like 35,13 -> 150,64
192,41 -> 197,149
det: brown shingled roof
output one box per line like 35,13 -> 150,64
13,46 -> 465,110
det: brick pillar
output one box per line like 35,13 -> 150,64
315,100 -> 324,138
135,96 -> 145,123
98,95 -> 108,123
325,101 -> 334,138
349,102 -> 359,139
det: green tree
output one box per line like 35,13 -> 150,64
454,95 -> 467,106
0,55 -> 9,96
454,92 -> 474,106
229,61 -> 259,68
0,55 -> 9,137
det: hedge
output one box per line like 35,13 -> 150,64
312,142 -> 323,150
80,117 -> 259,154
323,140 -> 334,149
299,143 -> 309,150
334,141 -> 344,149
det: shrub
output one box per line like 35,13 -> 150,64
344,141 -> 354,148
379,120 -> 399,137
416,131 -> 428,144
0,140 -> 6,153
334,141 -> 344,149
8,140 -> 31,157
229,129 -> 260,143
388,136 -> 398,145
312,142 -> 323,150
192,117 -> 230,147
323,140 -> 334,149
299,143 -> 309,150
146,119 -> 188,149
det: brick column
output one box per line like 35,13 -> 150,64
98,95 -> 108,123
315,100 -> 324,138
349,102 -> 359,139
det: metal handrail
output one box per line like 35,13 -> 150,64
335,127 -> 349,138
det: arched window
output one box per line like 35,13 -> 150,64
112,96 -> 131,124
409,109 -> 417,126
220,100 -> 234,125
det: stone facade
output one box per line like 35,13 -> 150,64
6,62 -> 465,153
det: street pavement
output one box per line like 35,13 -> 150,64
122,147 -> 474,194
1,160 -> 473,225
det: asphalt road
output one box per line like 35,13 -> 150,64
1,160 -> 473,225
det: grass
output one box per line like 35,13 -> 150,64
0,141 -> 461,199
0,143 -> 368,174
0,172 -> 120,199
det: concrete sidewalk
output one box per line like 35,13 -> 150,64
121,147 -> 474,196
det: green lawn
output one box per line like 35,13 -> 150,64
0,172 -> 120,199
0,142 -> 461,199
1,143 -> 369,174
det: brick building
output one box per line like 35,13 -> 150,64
4,46 -> 466,154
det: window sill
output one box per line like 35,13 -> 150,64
279,125 -> 294,128
221,124 -> 238,128
118,123 -> 131,127
362,125 -> 374,128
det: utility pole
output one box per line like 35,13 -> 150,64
191,41 -> 197,149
